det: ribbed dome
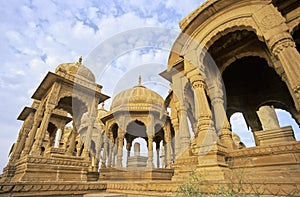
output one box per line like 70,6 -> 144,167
111,84 -> 164,111
55,57 -> 95,82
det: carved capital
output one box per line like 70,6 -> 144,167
192,80 -> 206,90
211,96 -> 224,106
272,38 -> 296,57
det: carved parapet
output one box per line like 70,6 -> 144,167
228,141 -> 300,158
0,182 -> 106,196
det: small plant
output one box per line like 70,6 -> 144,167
177,170 -> 258,197
177,171 -> 204,197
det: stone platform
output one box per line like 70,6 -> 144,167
99,168 -> 174,181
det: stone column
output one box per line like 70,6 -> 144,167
82,115 -> 96,158
134,142 -> 140,156
243,110 -> 263,132
147,115 -> 154,168
156,142 -> 160,168
76,139 -> 83,156
31,103 -> 55,155
272,38 -> 300,109
96,131 -> 103,160
54,128 -> 62,148
188,74 -> 217,153
147,136 -> 154,168
9,127 -> 31,164
164,122 -> 172,168
256,105 -> 280,130
112,139 -> 118,167
172,117 -> 180,158
9,111 -> 33,163
116,129 -> 125,168
126,141 -> 131,158
107,133 -> 114,167
67,127 -> 76,155
178,105 -> 190,155
210,84 -> 235,149
22,111 -> 42,156
102,135 -> 108,168
160,145 -> 165,168
125,140 -> 131,167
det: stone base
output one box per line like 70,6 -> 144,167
0,165 -> 16,183
99,167 -> 174,181
126,156 -> 147,167
254,126 -> 296,146
10,154 -> 90,182
228,141 -> 300,183
88,172 -> 100,181
172,142 -> 229,181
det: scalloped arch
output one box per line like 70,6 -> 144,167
220,52 -> 274,74
204,21 -> 263,51
56,94 -> 88,113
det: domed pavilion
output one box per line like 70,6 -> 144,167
100,76 -> 173,171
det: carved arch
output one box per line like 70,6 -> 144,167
203,19 -> 263,50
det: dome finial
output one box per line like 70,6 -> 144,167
78,56 -> 82,64
101,102 -> 105,109
138,75 -> 142,86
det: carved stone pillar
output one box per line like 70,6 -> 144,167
76,139 -> 83,156
147,136 -> 154,168
172,117 -> 180,158
54,128 -> 62,148
156,142 -> 160,168
272,39 -> 300,109
126,141 -> 131,158
31,103 -> 55,155
107,133 -> 114,167
160,145 -> 165,168
67,126 -> 76,155
147,115 -> 155,168
21,107 -> 43,156
178,105 -> 190,155
188,74 -> 217,150
112,139 -> 118,167
9,111 -> 33,163
96,132 -> 103,160
102,135 -> 108,168
82,115 -> 96,158
9,127 -> 31,164
164,122 -> 172,168
191,75 -> 211,132
116,129 -> 125,168
210,86 -> 235,149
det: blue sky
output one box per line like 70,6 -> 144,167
0,0 -> 299,172
0,0 -> 202,172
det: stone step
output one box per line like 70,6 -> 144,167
84,193 -> 127,197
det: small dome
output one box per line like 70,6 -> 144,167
55,57 -> 95,82
111,81 -> 165,111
